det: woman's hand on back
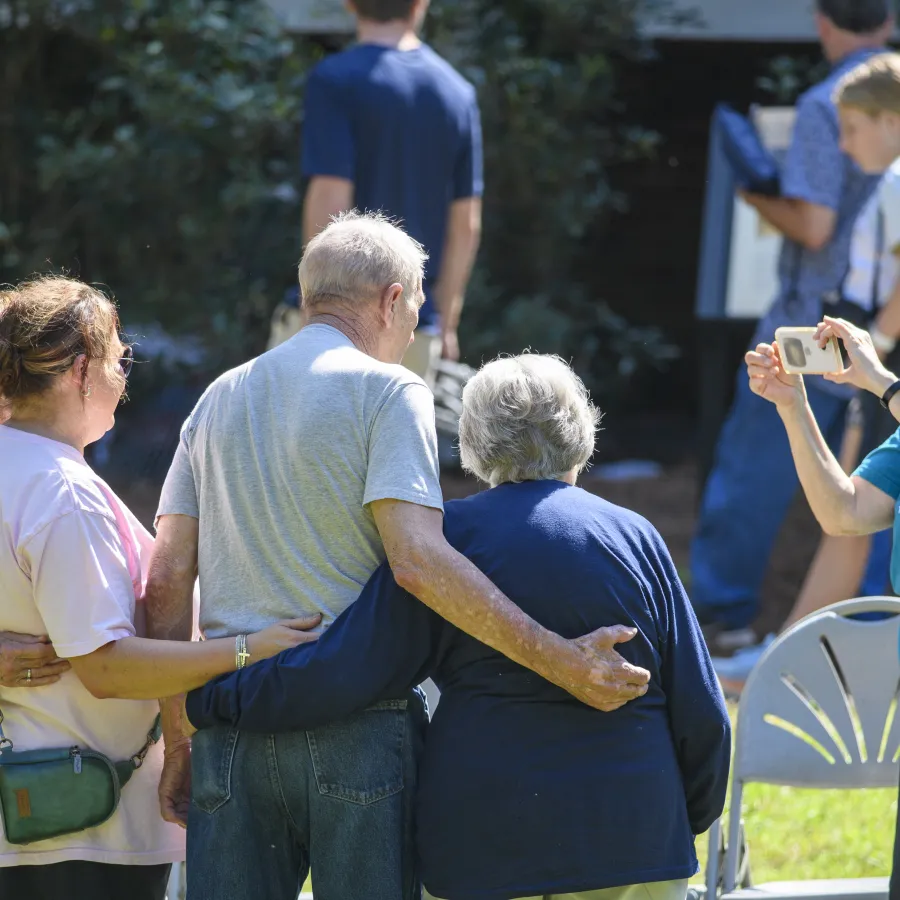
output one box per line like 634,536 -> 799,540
246,614 -> 323,663
0,631 -> 71,687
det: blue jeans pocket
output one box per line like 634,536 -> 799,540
191,725 -> 240,814
307,700 -> 408,806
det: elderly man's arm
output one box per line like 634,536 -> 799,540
145,514 -> 197,642
144,513 -> 199,829
371,499 -> 649,711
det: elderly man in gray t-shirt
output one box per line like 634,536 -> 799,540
143,211 -> 650,900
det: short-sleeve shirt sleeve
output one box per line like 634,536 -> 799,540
301,67 -> 356,182
22,510 -> 138,658
156,423 -> 199,523
854,427 -> 900,499
453,94 -> 484,200
781,96 -> 844,211
364,382 -> 443,511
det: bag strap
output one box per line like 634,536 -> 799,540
0,707 -> 11,752
114,714 -> 162,788
0,703 -> 160,788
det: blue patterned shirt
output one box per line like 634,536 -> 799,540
754,48 -> 884,395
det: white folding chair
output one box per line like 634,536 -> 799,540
706,597 -> 900,900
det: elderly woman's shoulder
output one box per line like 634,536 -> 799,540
444,483 -> 668,549
572,486 -> 668,539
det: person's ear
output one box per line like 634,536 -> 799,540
378,283 -> 404,326
66,354 -> 91,396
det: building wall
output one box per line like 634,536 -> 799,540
647,0 -> 819,42
266,0 -> 822,40
268,0 -> 353,34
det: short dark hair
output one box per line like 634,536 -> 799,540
352,0 -> 417,23
816,0 -> 892,33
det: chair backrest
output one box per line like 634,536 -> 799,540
736,597 -> 900,790
719,598 -> 900,893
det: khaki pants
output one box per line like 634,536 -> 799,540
427,878 -> 689,900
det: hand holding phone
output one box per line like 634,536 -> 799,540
774,327 -> 842,375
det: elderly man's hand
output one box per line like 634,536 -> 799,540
560,625 -> 651,712
0,631 -> 71,687
159,738 -> 192,828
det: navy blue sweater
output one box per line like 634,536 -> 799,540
187,481 -> 731,900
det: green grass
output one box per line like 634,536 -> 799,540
693,704 -> 896,884
693,783 -> 896,884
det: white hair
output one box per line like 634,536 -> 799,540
458,354 -> 601,487
299,210 -> 428,310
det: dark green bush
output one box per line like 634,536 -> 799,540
0,0 -> 312,367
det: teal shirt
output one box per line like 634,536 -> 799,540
854,426 -> 900,593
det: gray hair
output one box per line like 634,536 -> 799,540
299,210 -> 428,310
459,354 -> 601,487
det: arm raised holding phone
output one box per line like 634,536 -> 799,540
746,316 -> 900,538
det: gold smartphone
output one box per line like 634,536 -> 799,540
774,327 -> 843,375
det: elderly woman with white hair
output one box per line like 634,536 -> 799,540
184,353 -> 731,900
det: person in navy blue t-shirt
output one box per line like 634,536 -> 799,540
269,0 -> 484,387
187,354 -> 731,900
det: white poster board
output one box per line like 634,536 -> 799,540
723,107 -> 796,319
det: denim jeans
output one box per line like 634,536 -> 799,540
186,694 -> 427,900
691,374 -> 849,630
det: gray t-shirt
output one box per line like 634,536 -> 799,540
157,324 -> 444,638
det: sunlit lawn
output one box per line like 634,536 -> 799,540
301,706 -> 897,895
693,782 -> 895,884
694,704 -> 896,885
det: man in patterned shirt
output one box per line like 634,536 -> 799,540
691,0 -> 894,653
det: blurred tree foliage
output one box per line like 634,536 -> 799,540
0,0 -> 680,404
426,0 -> 683,399
0,0 -> 311,366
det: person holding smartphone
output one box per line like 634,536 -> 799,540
747,315 -> 900,900
715,52 -> 900,693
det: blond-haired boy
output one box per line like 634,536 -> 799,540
834,52 -> 900,353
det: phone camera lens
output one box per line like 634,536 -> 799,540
783,337 -> 806,369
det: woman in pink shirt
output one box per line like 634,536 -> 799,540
0,276 -> 318,900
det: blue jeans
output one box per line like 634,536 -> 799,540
186,695 -> 427,900
691,375 -> 849,630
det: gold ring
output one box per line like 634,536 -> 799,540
25,669 -> 32,683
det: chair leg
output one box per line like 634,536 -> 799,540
706,817 -> 722,899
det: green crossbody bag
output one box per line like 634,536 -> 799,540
0,706 -> 161,845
